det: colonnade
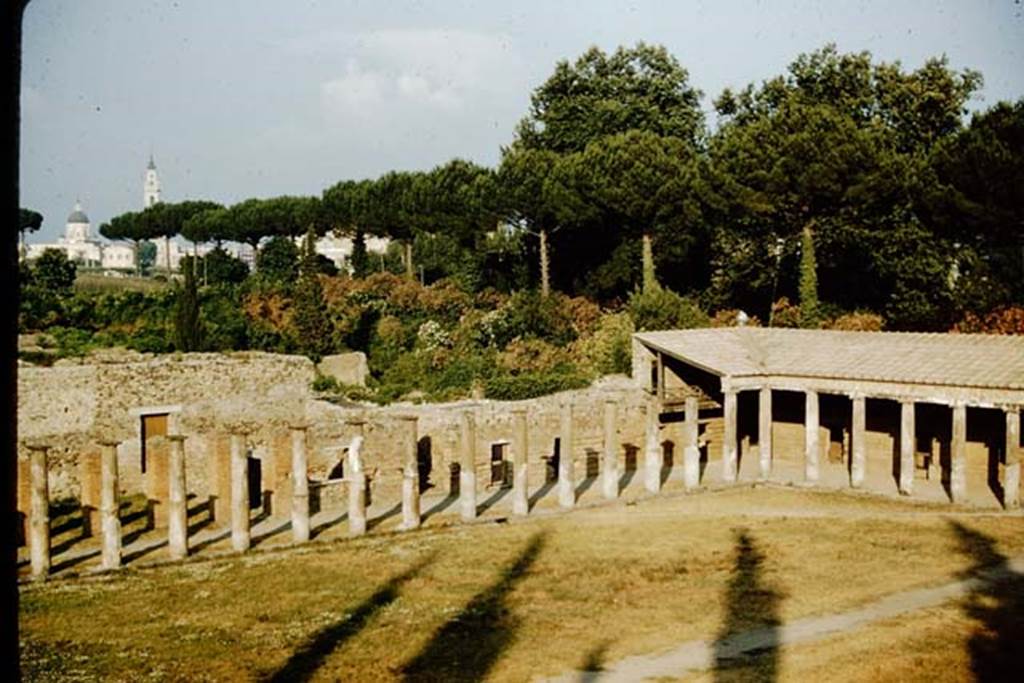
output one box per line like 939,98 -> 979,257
718,385 -> 1021,509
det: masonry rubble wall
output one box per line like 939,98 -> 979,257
17,352 -> 316,500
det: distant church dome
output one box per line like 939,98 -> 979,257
67,201 -> 89,224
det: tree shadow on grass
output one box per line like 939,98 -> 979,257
263,552 -> 436,683
578,639 -> 612,682
400,531 -> 547,681
948,520 -> 1024,682
713,528 -> 781,682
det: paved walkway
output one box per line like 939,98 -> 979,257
546,555 -> 1024,682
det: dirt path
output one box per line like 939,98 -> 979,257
545,555 -> 1024,682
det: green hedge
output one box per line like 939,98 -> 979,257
483,369 -> 590,401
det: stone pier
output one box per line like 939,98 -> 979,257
805,390 -> 820,484
208,433 -> 232,525
899,401 -> 915,496
17,457 -> 29,546
1006,408 -> 1021,510
347,432 -> 367,537
602,399 -> 619,500
722,389 -> 738,483
683,395 -> 700,490
291,425 -> 310,543
99,440 -> 121,570
167,435 -> 189,560
400,416 -> 421,530
558,402 -> 575,508
851,395 -> 866,488
459,411 -> 478,521
146,435 -> 170,528
28,444 -> 50,580
951,403 -> 967,503
758,387 -> 772,480
512,409 -> 529,516
79,449 -> 102,538
643,399 -> 662,494
230,431 -> 250,552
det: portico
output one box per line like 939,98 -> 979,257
633,328 -> 1024,508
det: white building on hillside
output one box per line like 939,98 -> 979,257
25,201 -> 136,271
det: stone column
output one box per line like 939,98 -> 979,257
347,432 -> 367,537
17,457 -> 30,546
28,444 -> 50,579
899,401 -> 915,496
291,426 -> 310,543
683,395 -> 700,490
805,390 -> 820,484
558,402 -> 575,508
209,433 -> 232,525
270,430 -> 293,518
146,436 -> 171,529
79,449 -> 102,538
951,403 -> 967,503
512,409 -> 529,516
167,435 -> 189,560
722,389 -> 738,483
758,387 -> 772,480
99,440 -> 121,570
643,399 -> 662,494
230,431 -> 250,552
400,416 -> 421,530
459,411 -> 478,521
602,399 -> 619,499
850,395 -> 866,488
1005,408 -> 1020,510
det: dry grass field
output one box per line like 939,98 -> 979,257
19,487 -> 1024,682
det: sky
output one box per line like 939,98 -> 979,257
20,0 -> 1024,243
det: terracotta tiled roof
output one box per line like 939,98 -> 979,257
634,328 -> 1024,390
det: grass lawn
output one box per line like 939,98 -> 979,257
19,487 -> 1024,682
74,272 -> 170,293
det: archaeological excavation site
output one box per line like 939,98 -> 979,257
16,328 -> 1024,581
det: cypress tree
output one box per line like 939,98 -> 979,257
799,224 -> 820,328
351,230 -> 369,278
174,261 -> 202,351
294,228 -> 333,359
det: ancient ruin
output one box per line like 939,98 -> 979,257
14,329 -> 1024,579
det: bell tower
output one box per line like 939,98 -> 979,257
144,154 -> 161,208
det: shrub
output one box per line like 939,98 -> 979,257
769,298 -> 802,328
826,311 -> 884,331
628,286 -> 709,331
572,312 -> 635,376
952,306 -> 1024,334
483,368 -> 590,401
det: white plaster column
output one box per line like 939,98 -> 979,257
805,390 -> 820,484
459,410 -> 478,521
28,444 -> 50,579
850,395 -> 866,488
167,435 -> 189,560
722,389 -> 738,483
758,387 -> 772,480
602,399 -> 619,499
400,416 -> 421,530
683,395 -> 701,490
347,433 -> 367,536
99,440 -> 122,570
643,399 -> 662,493
899,401 -> 915,496
951,403 -> 967,503
558,401 -> 575,508
230,431 -> 250,552
512,409 -> 529,516
1004,408 -> 1020,510
291,425 -> 310,543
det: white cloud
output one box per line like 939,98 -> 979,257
317,28 -> 521,121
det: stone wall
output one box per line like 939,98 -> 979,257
17,352 -> 316,499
